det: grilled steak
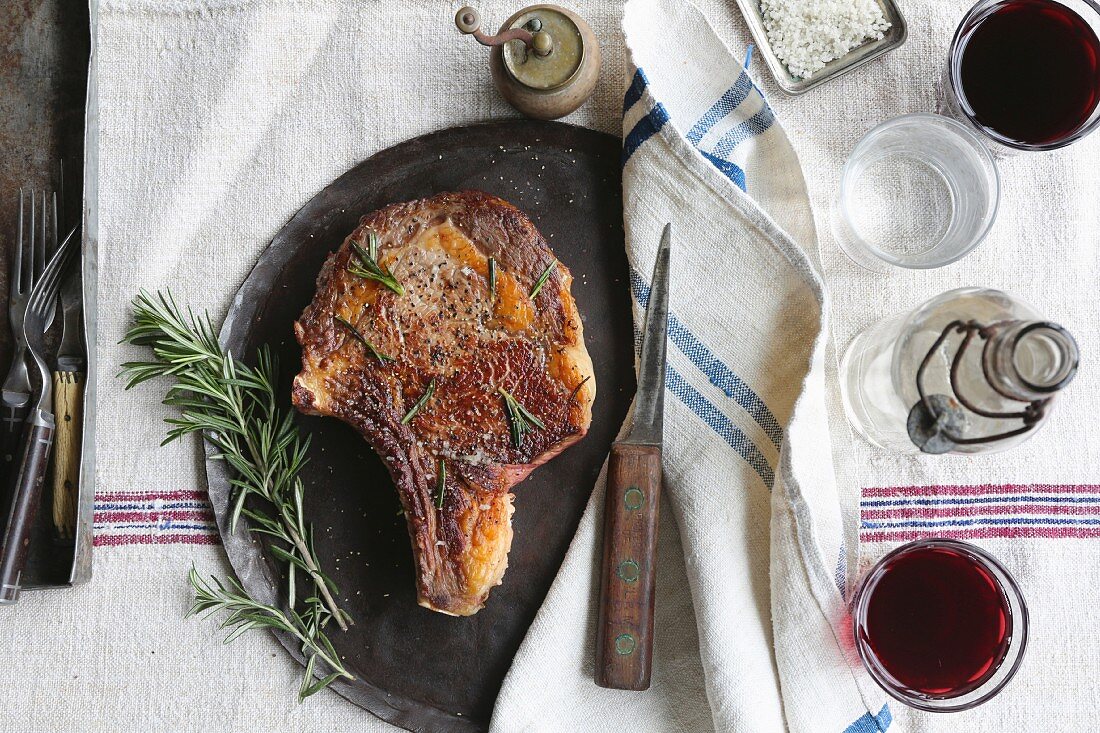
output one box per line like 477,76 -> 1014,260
292,190 -> 595,616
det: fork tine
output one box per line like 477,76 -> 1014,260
26,190 -> 37,292
34,254 -> 73,318
14,189 -> 24,294
51,192 -> 58,256
37,190 -> 47,276
29,227 -> 78,315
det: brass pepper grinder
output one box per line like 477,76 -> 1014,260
455,5 -> 601,120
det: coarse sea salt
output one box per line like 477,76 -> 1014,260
759,0 -> 890,79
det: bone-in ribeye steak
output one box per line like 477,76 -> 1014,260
292,190 -> 595,616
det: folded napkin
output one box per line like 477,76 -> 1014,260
493,1 -> 891,730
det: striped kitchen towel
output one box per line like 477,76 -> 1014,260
860,483 -> 1100,543
92,490 -> 219,547
492,0 -> 891,731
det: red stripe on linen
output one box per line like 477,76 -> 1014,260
862,483 -> 1100,498
93,533 -> 221,547
861,526 -> 1100,543
95,489 -> 209,502
94,509 -> 215,523
862,503 -> 1100,520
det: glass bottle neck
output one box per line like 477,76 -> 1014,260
983,321 -> 1079,402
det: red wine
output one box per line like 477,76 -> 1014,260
860,544 -> 1011,696
958,0 -> 1100,145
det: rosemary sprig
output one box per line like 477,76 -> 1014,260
334,315 -> 393,363
436,458 -> 446,510
488,257 -> 497,300
498,387 -> 546,448
349,231 -> 404,295
529,260 -> 557,299
120,289 -> 351,701
401,378 -> 436,425
188,568 -> 353,701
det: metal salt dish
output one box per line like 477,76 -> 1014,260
730,0 -> 908,95
456,4 -> 600,120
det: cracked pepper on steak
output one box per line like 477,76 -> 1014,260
292,190 -> 595,616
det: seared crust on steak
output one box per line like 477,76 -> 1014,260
292,191 -> 594,616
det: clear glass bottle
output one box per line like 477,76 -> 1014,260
840,288 -> 1079,454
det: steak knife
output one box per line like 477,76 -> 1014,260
51,264 -> 84,540
595,223 -> 671,690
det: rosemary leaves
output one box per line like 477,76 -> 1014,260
529,260 -> 557,299
488,256 -> 498,299
188,568 -> 352,701
121,290 -> 352,702
436,458 -> 447,510
498,387 -> 546,448
401,378 -> 436,425
349,231 -> 404,295
335,315 -> 393,363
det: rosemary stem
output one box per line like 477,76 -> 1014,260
230,404 -> 351,632
198,347 -> 350,633
285,522 -> 351,631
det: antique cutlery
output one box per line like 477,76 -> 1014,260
51,262 -> 85,539
0,222 -> 79,603
2,191 -> 57,490
595,223 -> 671,690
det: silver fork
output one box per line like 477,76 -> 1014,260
0,223 -> 78,604
2,190 -> 57,482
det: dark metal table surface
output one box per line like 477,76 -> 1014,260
1,0 -> 92,587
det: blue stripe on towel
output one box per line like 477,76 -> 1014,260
630,268 -> 782,447
623,102 -> 671,164
94,523 -> 217,532
623,67 -> 648,114
712,106 -> 777,158
844,704 -> 893,733
834,544 -> 847,596
686,73 -> 754,144
666,368 -> 774,487
700,151 -> 746,191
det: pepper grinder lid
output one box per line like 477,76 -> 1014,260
456,5 -> 601,120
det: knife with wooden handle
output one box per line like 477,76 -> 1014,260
51,371 -> 83,539
595,223 -> 671,690
52,264 -> 85,540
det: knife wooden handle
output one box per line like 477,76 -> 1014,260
0,420 -> 54,604
51,372 -> 83,540
595,442 -> 662,690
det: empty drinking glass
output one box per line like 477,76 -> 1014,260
833,113 -> 999,271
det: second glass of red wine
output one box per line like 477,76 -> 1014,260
851,539 -> 1028,712
945,0 -> 1100,152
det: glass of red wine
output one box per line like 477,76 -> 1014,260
946,0 -> 1100,152
852,539 -> 1028,711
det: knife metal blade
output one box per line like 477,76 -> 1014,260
55,266 -> 84,373
621,223 -> 671,446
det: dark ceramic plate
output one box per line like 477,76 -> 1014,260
207,121 -> 635,732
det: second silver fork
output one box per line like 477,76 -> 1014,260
2,190 -> 58,485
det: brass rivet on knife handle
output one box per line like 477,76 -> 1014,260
595,442 -> 662,690
50,371 -> 83,540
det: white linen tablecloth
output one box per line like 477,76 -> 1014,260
1,1 -> 1097,731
